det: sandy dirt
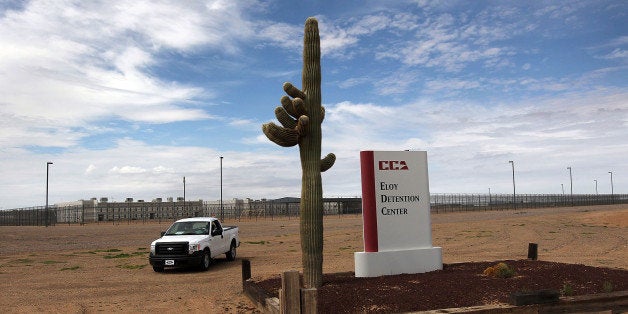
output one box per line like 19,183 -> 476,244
0,204 -> 626,313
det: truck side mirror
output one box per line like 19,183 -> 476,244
160,231 -> 166,237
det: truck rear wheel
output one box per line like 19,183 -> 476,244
226,241 -> 237,261
199,250 -> 212,271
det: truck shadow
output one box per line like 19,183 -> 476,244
153,258 -> 238,274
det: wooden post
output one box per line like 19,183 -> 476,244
280,270 -> 300,314
242,259 -> 251,282
528,243 -> 538,260
301,288 -> 317,314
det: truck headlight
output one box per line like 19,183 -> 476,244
189,243 -> 200,254
150,244 -> 155,255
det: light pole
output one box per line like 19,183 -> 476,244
594,179 -> 598,195
488,188 -> 491,205
561,183 -> 565,205
509,161 -> 516,209
609,171 -> 614,203
567,167 -> 573,206
45,161 -> 53,227
183,176 -> 186,217
220,156 -> 223,221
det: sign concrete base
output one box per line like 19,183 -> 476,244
354,247 -> 443,277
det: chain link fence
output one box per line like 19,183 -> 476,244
1,194 -> 626,226
429,193 -> 626,213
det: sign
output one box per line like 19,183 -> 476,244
355,151 -> 442,277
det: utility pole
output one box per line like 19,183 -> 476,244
609,171 -> 614,204
45,161 -> 53,227
509,161 -> 516,209
594,179 -> 598,195
567,167 -> 573,206
220,156 -> 224,221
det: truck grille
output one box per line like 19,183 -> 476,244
155,242 -> 188,255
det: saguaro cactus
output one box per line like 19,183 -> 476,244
262,17 -> 335,288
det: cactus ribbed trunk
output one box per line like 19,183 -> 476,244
261,17 -> 334,289
299,18 -> 323,289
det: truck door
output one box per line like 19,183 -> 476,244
210,220 -> 228,257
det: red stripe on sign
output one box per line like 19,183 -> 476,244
360,151 -> 378,252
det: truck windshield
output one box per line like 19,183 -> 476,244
164,222 -> 209,235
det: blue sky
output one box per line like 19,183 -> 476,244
1,0 -> 627,209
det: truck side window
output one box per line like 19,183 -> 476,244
211,221 -> 221,236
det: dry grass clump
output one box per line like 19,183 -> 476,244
483,262 -> 516,278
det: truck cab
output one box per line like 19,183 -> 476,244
149,217 -> 239,272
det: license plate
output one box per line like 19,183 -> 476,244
165,260 -> 175,266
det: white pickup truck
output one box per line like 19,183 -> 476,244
149,217 -> 240,272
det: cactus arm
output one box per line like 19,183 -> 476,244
262,122 -> 298,147
283,82 -> 306,99
275,106 -> 297,129
293,98 -> 307,116
295,115 -> 309,136
280,96 -> 299,118
320,153 -> 336,172
280,95 -> 307,119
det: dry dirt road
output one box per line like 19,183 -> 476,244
1,204 -> 626,313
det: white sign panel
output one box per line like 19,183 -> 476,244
372,151 -> 432,251
356,150 -> 442,277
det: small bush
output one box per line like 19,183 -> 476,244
562,283 -> 574,296
245,240 -> 267,245
60,266 -> 80,271
103,253 -> 132,259
14,258 -> 35,264
603,281 -> 613,293
483,262 -> 516,278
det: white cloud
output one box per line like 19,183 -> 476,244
374,70 -> 421,95
256,22 -> 302,51
424,78 -> 481,93
322,87 -> 628,196
602,48 -> 628,60
0,137 -> 304,208
0,0 -> 256,149
318,19 -> 360,58
85,164 -> 97,175
109,166 -> 147,175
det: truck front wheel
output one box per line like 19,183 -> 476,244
226,241 -> 237,261
153,266 -> 164,272
199,250 -> 212,271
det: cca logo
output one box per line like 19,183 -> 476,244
378,160 -> 409,170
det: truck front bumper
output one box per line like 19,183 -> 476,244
149,252 -> 203,268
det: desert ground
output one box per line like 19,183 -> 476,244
0,204 -> 626,313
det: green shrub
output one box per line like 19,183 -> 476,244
483,262 -> 515,278
562,283 -> 574,296
603,281 -> 613,293
103,253 -> 132,259
60,266 -> 80,271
